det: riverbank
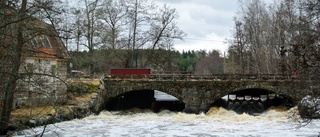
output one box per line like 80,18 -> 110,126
7,78 -> 100,134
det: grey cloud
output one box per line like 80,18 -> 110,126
154,0 -> 238,51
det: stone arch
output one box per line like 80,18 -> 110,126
154,89 -> 183,101
220,84 -> 294,100
135,81 -> 185,101
209,86 -> 295,114
102,84 -> 185,112
153,89 -> 183,101
152,89 -> 185,113
227,86 -> 294,106
231,85 -> 277,94
103,89 -> 155,111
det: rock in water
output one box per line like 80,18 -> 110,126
298,95 -> 320,118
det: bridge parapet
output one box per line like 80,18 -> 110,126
105,74 -> 298,81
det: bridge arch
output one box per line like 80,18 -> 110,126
104,89 -> 154,111
101,87 -> 185,112
209,87 -> 295,114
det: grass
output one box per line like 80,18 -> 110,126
10,106 -> 72,125
67,78 -> 100,86
67,92 -> 97,105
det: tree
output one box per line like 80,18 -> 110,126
67,0 -> 185,71
70,7 -> 83,52
290,0 -> 320,119
146,4 -> 186,69
227,18 -> 248,74
54,1 -> 74,51
228,0 -> 298,75
148,4 -> 186,50
95,0 -> 129,69
289,0 -> 320,78
270,0 -> 300,74
83,0 -> 100,76
69,0 -> 101,75
0,0 -> 27,134
195,50 -> 223,75
124,0 -> 153,68
228,0 -> 320,119
0,0 -> 67,134
97,0 -> 127,50
242,0 -> 273,74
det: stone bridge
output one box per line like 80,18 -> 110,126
93,74 -> 320,113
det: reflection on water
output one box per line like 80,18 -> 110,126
14,107 -> 320,137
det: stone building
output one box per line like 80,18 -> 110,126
14,20 -> 70,108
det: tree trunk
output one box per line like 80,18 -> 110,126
0,0 -> 25,134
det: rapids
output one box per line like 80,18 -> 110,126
14,107 -> 320,137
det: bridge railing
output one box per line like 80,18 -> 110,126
105,74 -> 297,81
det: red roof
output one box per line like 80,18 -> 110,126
0,9 -> 70,60
27,20 -> 70,60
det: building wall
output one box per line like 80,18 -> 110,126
14,57 -> 68,108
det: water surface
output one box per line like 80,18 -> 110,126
15,107 -> 320,137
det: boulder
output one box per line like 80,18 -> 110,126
298,95 -> 320,118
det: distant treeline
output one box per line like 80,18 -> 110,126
69,49 -> 225,75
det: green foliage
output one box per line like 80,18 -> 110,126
178,58 -> 194,71
177,50 -> 206,72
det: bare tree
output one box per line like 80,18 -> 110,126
0,0 -> 67,134
0,0 -> 27,134
195,50 -> 223,75
229,0 -> 290,75
69,7 -> 83,52
226,0 -> 319,119
148,4 -> 186,50
54,1 -> 74,51
227,18 -> 248,74
124,0 -> 153,68
97,0 -> 127,50
83,0 -> 100,76
68,0 -> 186,71
146,4 -> 186,69
242,0 -> 272,74
95,0 -> 129,69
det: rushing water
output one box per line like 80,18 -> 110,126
14,107 -> 320,137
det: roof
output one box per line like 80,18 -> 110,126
0,8 -> 70,60
26,20 -> 70,60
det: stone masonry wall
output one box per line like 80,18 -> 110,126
14,58 -> 68,108
95,79 -> 320,114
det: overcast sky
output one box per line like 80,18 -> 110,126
155,0 -> 239,53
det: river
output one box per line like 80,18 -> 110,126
14,107 -> 320,137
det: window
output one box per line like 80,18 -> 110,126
43,35 -> 51,48
51,65 -> 57,76
31,38 -> 38,46
31,35 -> 52,48
26,63 -> 34,73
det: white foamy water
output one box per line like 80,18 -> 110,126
14,107 -> 320,137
